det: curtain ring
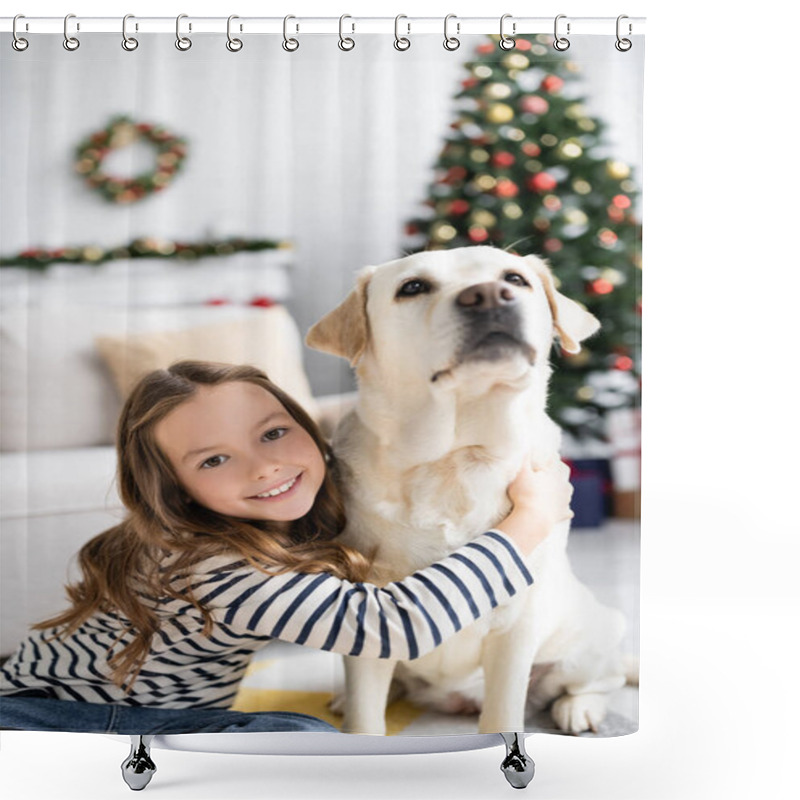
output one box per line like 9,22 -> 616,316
63,14 -> 80,51
226,15 -> 243,52
175,14 -> 192,51
12,14 -> 29,52
553,14 -> 570,51
122,14 -> 138,51
615,15 -> 632,51
394,15 -> 411,51
338,15 -> 355,51
283,15 -> 299,51
443,14 -> 460,51
499,14 -> 516,50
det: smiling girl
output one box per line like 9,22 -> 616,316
0,361 -> 573,735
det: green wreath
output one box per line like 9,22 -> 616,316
74,116 -> 188,204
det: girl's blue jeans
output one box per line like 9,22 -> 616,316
0,689 -> 338,734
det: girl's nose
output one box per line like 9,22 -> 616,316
251,454 -> 281,481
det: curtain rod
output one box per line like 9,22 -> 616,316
2,16 -> 645,37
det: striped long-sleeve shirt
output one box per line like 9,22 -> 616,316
0,530 -> 533,709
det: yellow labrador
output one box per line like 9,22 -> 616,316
307,246 -> 627,735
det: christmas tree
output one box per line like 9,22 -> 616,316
404,35 -> 641,442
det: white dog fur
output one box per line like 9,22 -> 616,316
307,246 -> 628,735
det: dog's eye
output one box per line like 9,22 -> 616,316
396,279 -> 431,298
504,272 -> 530,288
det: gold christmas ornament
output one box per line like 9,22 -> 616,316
472,210 -> 497,227
564,208 -> 589,226
502,202 -> 523,219
486,103 -> 515,124
572,179 -> 592,195
606,160 -> 631,180
540,133 -> 559,147
470,148 -> 490,163
431,222 -> 457,243
474,174 -> 498,191
558,139 -> 583,159
485,82 -> 513,100
502,53 -> 530,71
473,65 -> 493,80
576,385 -> 595,401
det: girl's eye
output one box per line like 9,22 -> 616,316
504,272 -> 530,287
263,427 -> 288,441
200,455 -> 228,470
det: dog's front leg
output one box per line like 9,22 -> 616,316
342,655 -> 397,735
478,627 -> 536,734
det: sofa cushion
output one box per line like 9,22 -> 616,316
1,304 -> 315,452
95,306 -> 318,417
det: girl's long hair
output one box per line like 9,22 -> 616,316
34,360 -> 371,691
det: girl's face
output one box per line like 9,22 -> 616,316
154,381 -> 326,526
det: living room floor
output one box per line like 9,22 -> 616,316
234,518 -> 640,737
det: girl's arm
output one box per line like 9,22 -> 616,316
207,529 -> 533,661
207,460 -> 574,661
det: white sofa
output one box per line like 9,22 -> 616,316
0,252 -> 353,655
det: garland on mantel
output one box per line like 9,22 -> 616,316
0,236 -> 292,270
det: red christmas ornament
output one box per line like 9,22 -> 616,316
544,238 -> 563,253
613,355 -> 634,371
205,298 -> 230,306
528,172 -> 557,192
520,96 -> 549,115
450,199 -> 471,215
476,43 -> 495,54
468,226 -> 489,243
607,205 -> 625,223
540,75 -> 564,93
462,77 -> 478,90
494,179 -> 519,198
405,222 -> 420,235
612,194 -> 631,209
492,151 -> 516,168
521,142 -> 542,157
589,279 -> 614,296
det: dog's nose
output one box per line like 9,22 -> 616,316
456,282 -> 516,310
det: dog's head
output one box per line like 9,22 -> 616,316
307,247 -> 599,393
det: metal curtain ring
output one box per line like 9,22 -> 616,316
499,14 -> 516,50
12,14 -> 29,51
338,15 -> 355,51
615,14 -> 632,51
283,15 -> 299,51
226,15 -> 243,51
553,14 -> 570,51
122,14 -> 138,51
63,14 -> 80,51
443,14 -> 460,51
394,15 -> 411,51
176,14 -> 192,51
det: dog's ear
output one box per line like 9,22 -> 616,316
525,256 -> 600,354
306,268 -> 375,366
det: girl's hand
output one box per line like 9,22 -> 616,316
494,460 -> 575,556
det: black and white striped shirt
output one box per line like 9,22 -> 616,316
0,530 -> 532,709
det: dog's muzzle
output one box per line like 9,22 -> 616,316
454,282 -> 536,366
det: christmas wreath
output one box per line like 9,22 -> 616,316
74,116 -> 188,204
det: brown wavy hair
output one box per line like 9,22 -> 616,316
35,360 -> 371,691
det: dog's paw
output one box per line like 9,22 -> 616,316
551,692 -> 608,734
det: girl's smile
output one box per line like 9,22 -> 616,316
154,381 -> 326,525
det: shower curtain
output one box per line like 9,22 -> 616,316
0,15 -> 643,757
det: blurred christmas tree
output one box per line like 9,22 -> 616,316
404,35 -> 641,442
